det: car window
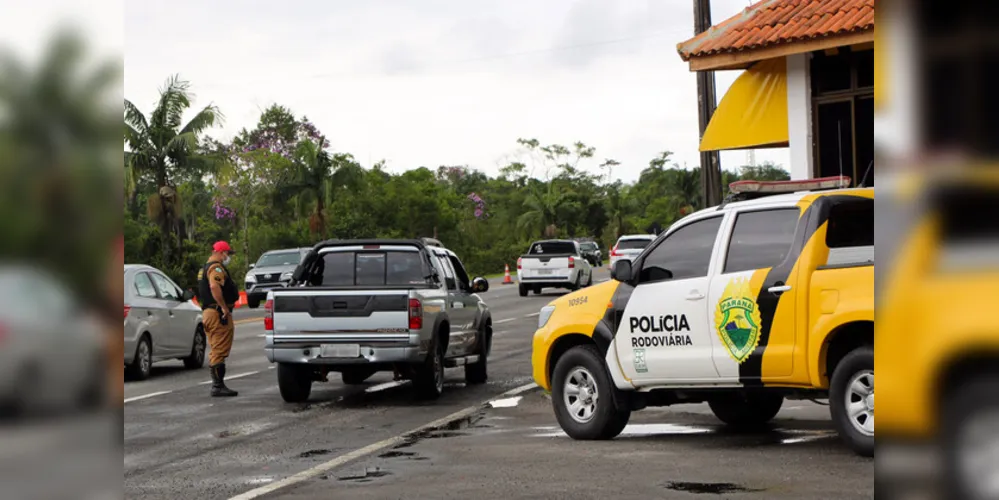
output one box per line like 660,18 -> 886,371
133,272 -> 158,298
256,251 -> 302,267
724,208 -> 801,274
826,198 -> 874,248
318,250 -> 429,286
150,272 -> 182,301
437,253 -> 457,290
448,254 -> 472,292
640,217 -> 723,282
529,241 -> 576,254
618,238 -> 653,251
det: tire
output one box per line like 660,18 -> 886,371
247,296 -> 260,309
551,344 -> 631,440
585,271 -> 594,287
708,391 -> 784,428
126,335 -> 152,381
518,284 -> 528,297
465,325 -> 490,385
341,367 -> 376,385
277,363 -> 312,403
533,286 -> 542,295
414,335 -> 445,400
941,375 -> 999,500
182,325 -> 206,369
829,346 -> 874,457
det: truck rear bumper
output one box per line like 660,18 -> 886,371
265,333 -> 425,365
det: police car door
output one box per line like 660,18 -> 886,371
707,206 -> 802,385
613,215 -> 726,384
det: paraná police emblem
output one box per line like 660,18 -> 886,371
714,277 -> 762,364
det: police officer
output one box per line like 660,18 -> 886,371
198,241 -> 241,397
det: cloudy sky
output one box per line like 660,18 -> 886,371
124,0 -> 790,182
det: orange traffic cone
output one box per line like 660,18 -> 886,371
502,264 -> 514,285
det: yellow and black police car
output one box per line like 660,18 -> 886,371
531,177 -> 875,456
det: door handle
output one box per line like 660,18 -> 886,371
685,291 -> 705,301
768,284 -> 792,294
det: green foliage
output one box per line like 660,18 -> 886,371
124,95 -> 792,285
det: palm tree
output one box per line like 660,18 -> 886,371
124,75 -> 225,265
517,181 -> 570,238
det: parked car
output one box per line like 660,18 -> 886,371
532,178 -> 876,457
516,239 -> 594,297
608,234 -> 656,270
244,247 -> 311,308
264,238 -> 492,402
0,266 -> 105,416
578,241 -> 602,267
124,264 -> 204,380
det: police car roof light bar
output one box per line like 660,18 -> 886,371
718,176 -> 852,209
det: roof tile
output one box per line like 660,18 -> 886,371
678,0 -> 874,60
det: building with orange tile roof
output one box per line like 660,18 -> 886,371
677,0 -> 874,186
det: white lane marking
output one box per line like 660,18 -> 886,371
257,334 -> 266,338
525,312 -> 540,317
598,278 -> 609,283
494,318 -> 517,325
228,382 -> 538,500
365,380 -> 408,393
197,370 -> 260,385
123,390 -> 173,404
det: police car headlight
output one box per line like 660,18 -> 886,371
280,271 -> 294,281
245,274 -> 256,284
538,305 -> 556,329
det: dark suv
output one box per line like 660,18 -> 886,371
243,247 -> 310,308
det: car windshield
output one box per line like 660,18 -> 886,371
256,251 -> 302,267
529,242 -> 576,254
618,238 -> 652,250
580,242 -> 597,251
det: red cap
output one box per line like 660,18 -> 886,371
213,241 -> 234,253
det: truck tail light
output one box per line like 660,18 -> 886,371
409,298 -> 423,330
517,257 -> 522,270
568,256 -> 575,268
610,244 -> 620,257
124,304 -> 131,319
264,299 -> 274,331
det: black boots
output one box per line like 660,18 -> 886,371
210,363 -> 238,397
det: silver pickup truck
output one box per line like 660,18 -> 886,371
264,238 -> 492,402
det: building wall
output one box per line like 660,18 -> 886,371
786,53 -> 813,180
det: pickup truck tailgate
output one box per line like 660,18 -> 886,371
520,255 -> 573,279
271,289 -> 410,340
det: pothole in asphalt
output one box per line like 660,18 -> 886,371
378,450 -> 429,461
392,411 -> 485,449
298,449 -> 334,458
663,481 -> 764,494
336,467 -> 392,483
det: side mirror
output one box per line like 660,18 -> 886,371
248,263 -> 255,269
611,260 -> 633,282
471,277 -> 489,293
182,289 -> 196,301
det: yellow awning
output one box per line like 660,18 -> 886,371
699,57 -> 789,152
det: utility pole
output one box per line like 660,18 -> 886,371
694,0 -> 723,207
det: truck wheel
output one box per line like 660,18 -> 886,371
533,286 -> 542,295
518,284 -> 528,297
247,296 -> 260,309
414,337 -> 445,400
942,375 -> 999,500
465,326 -> 490,385
341,368 -> 376,385
708,391 -> 784,428
277,363 -> 312,403
829,346 -> 874,457
552,345 -> 631,440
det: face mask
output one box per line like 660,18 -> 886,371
223,255 -> 232,266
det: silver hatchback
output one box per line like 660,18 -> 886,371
124,264 -> 205,380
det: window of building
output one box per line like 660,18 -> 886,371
810,47 -> 875,187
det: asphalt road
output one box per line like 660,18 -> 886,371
124,269 -> 874,499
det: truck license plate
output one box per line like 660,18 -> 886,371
320,344 -> 360,358
537,269 -> 554,275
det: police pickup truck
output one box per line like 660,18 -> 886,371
516,239 -> 594,297
531,177 -> 876,457
264,238 -> 492,402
